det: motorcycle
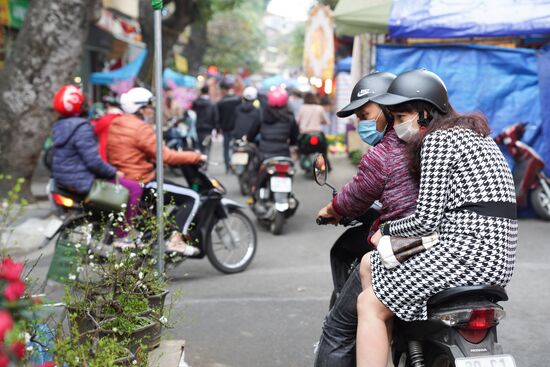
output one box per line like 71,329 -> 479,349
495,122 -> 550,220
231,139 -> 258,196
250,156 -> 299,235
298,132 -> 327,177
313,154 -> 516,367
42,164 -> 258,274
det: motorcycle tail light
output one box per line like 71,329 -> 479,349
275,163 -> 289,173
309,135 -> 319,146
432,307 -> 505,344
52,193 -> 75,208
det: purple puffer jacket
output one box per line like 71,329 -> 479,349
333,128 -> 419,231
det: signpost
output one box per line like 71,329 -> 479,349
152,0 -> 164,273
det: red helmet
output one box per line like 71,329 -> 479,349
267,88 -> 288,108
53,85 -> 84,117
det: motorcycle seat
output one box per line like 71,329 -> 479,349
427,285 -> 508,309
261,156 -> 294,166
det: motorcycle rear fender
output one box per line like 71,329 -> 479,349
273,192 -> 289,212
221,198 -> 245,210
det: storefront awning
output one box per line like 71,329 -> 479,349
333,0 -> 392,36
90,49 -> 147,85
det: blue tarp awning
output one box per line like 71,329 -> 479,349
90,50 -> 147,85
389,0 -> 550,38
163,68 -> 197,88
336,57 -> 352,73
261,75 -> 297,90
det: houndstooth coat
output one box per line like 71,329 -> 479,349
370,127 -> 518,321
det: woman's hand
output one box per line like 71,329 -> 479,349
317,202 -> 342,225
116,171 -> 125,179
371,228 -> 382,247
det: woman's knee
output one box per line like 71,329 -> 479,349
357,288 -> 393,322
359,253 -> 373,287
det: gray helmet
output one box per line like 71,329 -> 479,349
370,69 -> 449,113
336,72 -> 396,118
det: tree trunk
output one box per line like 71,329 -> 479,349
138,0 -> 195,86
0,0 -> 101,200
184,21 -> 208,75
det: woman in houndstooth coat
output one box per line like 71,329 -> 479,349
355,69 -> 518,367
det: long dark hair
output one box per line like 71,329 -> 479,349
303,92 -> 319,105
388,101 -> 491,179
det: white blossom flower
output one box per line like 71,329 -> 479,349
112,327 -> 118,333
109,231 -> 114,236
89,254 -> 94,260
159,316 -> 168,324
68,274 -> 76,280
132,360 -> 138,365
75,243 -> 81,249
129,252 -> 136,258
76,266 -> 83,273
121,203 -> 127,209
138,272 -> 144,280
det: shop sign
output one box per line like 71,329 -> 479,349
303,5 -> 334,81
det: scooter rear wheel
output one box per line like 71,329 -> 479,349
270,211 -> 285,235
530,185 -> 550,220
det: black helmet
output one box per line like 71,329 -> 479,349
371,69 -> 449,113
336,71 -> 396,118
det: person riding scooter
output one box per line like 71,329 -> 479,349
314,72 -> 421,367
355,69 -> 517,367
247,88 -> 299,191
106,87 -> 207,256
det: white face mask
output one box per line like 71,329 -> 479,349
394,114 -> 419,142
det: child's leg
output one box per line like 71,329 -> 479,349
111,178 -> 143,238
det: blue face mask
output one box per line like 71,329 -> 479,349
357,111 -> 385,146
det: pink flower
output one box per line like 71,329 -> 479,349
0,351 -> 8,367
0,310 -> 14,343
0,258 -> 24,282
3,279 -> 26,301
36,363 -> 56,367
10,341 -> 26,359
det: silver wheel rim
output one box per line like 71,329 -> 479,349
538,190 -> 550,214
211,212 -> 255,269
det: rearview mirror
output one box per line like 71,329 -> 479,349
313,154 -> 328,186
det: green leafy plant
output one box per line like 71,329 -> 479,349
349,149 -> 364,166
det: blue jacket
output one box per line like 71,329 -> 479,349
52,117 -> 116,194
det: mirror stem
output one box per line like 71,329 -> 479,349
325,183 -> 337,197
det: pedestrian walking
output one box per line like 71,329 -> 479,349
217,80 -> 240,172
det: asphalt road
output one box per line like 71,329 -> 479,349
22,141 -> 550,366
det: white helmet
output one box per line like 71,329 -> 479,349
242,86 -> 258,101
120,87 -> 154,114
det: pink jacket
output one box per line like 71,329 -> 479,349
333,128 -> 419,228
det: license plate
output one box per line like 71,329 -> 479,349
231,152 -> 249,165
270,176 -> 292,192
455,354 -> 516,367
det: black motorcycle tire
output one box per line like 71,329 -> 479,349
270,211 -> 285,235
206,208 -> 257,274
427,354 -> 455,367
239,173 -> 250,196
530,185 -> 550,221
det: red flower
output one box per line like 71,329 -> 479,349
36,363 -> 55,367
3,278 -> 26,301
10,341 -> 25,359
0,257 -> 24,282
0,352 -> 8,367
0,310 -> 14,343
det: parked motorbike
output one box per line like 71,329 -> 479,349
313,154 -> 516,367
298,132 -> 327,177
250,156 -> 299,235
231,139 -> 258,196
495,122 -> 550,220
42,164 -> 257,274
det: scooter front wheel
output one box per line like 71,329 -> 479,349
530,185 -> 550,220
206,208 -> 257,273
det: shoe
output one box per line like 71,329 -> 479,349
165,231 -> 200,256
113,237 -> 136,250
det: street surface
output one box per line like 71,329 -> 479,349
22,141 -> 550,367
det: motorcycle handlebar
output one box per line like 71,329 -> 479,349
316,216 -> 355,226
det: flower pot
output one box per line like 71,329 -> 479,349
99,319 -> 160,354
147,290 -> 169,313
